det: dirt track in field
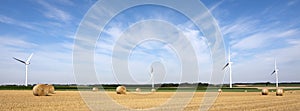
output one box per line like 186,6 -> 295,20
0,90 -> 299,111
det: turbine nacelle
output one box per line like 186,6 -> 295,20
275,69 -> 279,73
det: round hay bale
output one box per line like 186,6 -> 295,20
151,88 -> 156,92
116,86 -> 126,94
135,88 -> 141,92
33,84 -> 49,96
244,90 -> 248,92
47,84 -> 55,94
92,87 -> 99,92
218,89 -> 222,93
276,88 -> 283,96
261,88 -> 269,95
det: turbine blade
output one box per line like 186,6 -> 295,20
222,63 -> 229,70
271,70 -> 276,75
228,46 -> 231,61
13,57 -> 26,64
151,66 -> 154,73
26,53 -> 33,63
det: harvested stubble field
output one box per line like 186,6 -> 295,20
0,90 -> 299,111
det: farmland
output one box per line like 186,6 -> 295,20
0,90 -> 299,111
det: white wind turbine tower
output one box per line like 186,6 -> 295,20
271,58 -> 279,89
150,66 -> 154,91
223,47 -> 233,88
13,53 -> 33,86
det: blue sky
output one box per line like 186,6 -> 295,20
0,0 -> 300,85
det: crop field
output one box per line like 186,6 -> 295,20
0,90 -> 299,111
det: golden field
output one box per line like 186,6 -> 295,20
0,90 -> 299,111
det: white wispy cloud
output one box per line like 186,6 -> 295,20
36,0 -> 72,23
221,17 -> 260,40
208,0 -> 224,12
0,36 -> 38,49
287,0 -> 298,6
232,32 -> 269,50
55,0 -> 75,6
220,12 -> 300,51
276,29 -> 300,38
232,28 -> 300,50
0,15 -> 14,24
0,15 -> 39,31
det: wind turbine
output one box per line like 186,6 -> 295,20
13,53 -> 33,86
222,47 -> 233,88
271,58 -> 279,88
150,66 -> 154,91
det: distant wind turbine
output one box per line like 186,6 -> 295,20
150,66 -> 154,90
13,53 -> 33,86
271,58 -> 279,89
222,47 -> 233,88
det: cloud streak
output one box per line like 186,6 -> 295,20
0,15 -> 40,31
36,0 -> 72,23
